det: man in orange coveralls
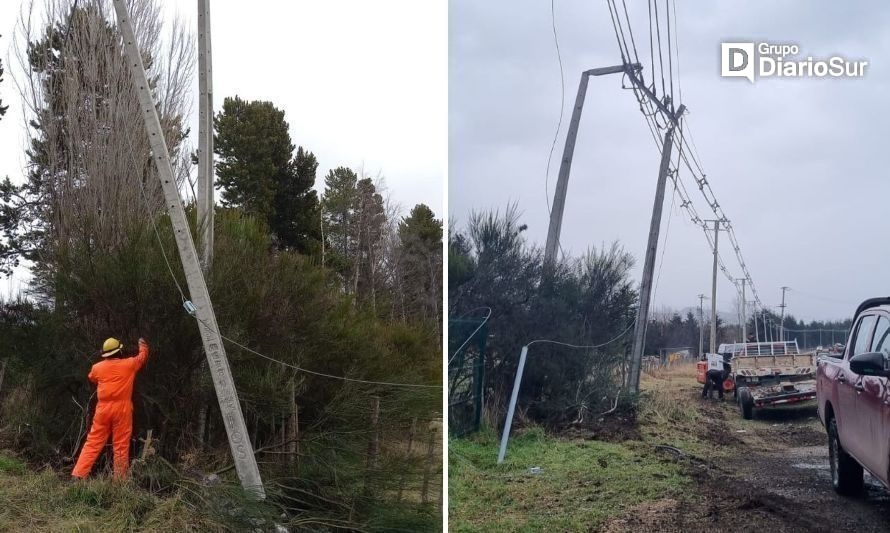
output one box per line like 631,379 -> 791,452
71,336 -> 149,479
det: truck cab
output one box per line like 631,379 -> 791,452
816,297 -> 890,495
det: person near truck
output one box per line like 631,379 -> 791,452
71,337 -> 149,479
701,352 -> 731,400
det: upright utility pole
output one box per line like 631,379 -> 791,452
763,309 -> 771,342
697,294 -> 707,357
779,286 -> 789,342
197,0 -> 215,274
112,0 -> 264,498
543,63 -> 640,265
753,304 -> 759,342
739,278 -> 747,342
628,102 -> 686,394
706,220 -> 721,353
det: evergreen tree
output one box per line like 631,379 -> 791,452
399,203 -> 443,328
272,146 -> 322,254
214,96 -> 321,254
353,178 -> 386,307
321,166 -> 359,281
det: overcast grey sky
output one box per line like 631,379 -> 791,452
0,0 -> 445,295
450,0 -> 890,323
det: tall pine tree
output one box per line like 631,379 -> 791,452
273,147 -> 321,254
321,167 -> 359,283
398,204 -> 442,328
214,96 -> 321,254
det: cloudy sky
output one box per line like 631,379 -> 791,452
450,0 -> 890,323
0,0 -> 446,295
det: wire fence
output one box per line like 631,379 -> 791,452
448,317 -> 488,437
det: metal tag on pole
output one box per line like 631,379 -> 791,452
112,0 -> 265,498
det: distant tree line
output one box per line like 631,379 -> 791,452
643,307 -> 853,357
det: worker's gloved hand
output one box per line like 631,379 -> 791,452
138,337 -> 148,346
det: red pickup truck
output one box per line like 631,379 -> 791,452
816,297 -> 890,495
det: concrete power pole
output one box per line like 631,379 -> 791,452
197,0 -> 215,274
628,104 -> 685,393
543,64 -> 640,265
753,304 -> 759,342
112,0 -> 264,498
707,220 -> 721,353
739,278 -> 747,342
779,286 -> 789,342
698,294 -> 707,357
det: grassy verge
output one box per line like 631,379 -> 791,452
449,362 -> 814,531
450,362 -> 826,532
0,450 -> 275,532
449,427 -> 690,532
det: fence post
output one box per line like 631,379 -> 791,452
365,395 -> 381,491
397,417 -> 417,502
367,396 -> 380,468
141,429 -> 154,459
288,381 -> 299,472
421,421 -> 438,503
473,329 -> 486,432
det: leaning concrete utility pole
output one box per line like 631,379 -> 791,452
543,63 -> 641,265
196,0 -> 215,274
779,286 -> 789,342
112,0 -> 264,498
627,104 -> 686,395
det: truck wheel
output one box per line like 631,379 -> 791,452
738,387 -> 754,420
828,417 -> 863,495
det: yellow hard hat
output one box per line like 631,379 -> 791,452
101,337 -> 123,358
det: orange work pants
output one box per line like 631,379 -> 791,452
71,401 -> 133,479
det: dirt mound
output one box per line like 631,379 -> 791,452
558,413 -> 641,443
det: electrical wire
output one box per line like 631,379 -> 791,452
195,316 -> 441,390
653,0 -> 666,98
544,0 -> 566,218
126,136 -> 188,302
670,0 -> 682,106
526,318 -> 636,350
619,0 -> 640,63
664,0 -> 674,105
447,307 -> 492,366
605,0 -> 629,63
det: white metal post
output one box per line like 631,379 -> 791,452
497,345 -> 529,464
